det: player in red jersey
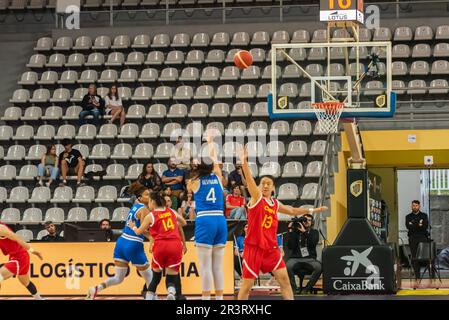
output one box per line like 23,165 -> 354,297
237,148 -> 327,300
0,223 -> 44,299
129,191 -> 187,300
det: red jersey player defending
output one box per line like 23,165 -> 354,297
0,223 -> 44,299
129,191 -> 187,300
237,147 -> 327,300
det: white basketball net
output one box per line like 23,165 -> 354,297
312,102 -> 344,134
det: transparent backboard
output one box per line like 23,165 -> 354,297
268,41 -> 396,119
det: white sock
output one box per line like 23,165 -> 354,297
215,295 -> 223,300
138,268 -> 153,287
167,286 -> 176,295
33,293 -> 44,300
196,246 -> 213,293
104,266 -> 127,289
202,295 -> 211,300
212,247 -> 225,293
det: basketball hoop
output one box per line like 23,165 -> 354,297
312,101 -> 345,134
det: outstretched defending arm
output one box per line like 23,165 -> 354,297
278,203 -> 328,216
206,132 -> 223,184
0,225 -> 43,260
237,146 -> 260,202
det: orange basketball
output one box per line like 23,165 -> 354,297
234,50 -> 253,69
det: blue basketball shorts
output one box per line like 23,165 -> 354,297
194,214 -> 228,247
113,236 -> 149,266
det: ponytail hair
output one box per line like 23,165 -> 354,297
128,181 -> 147,199
149,191 -> 166,207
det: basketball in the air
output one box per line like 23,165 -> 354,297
234,50 -> 253,69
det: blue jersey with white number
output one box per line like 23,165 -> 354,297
194,173 -> 224,217
121,203 -> 146,241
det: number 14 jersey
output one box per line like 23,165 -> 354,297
149,207 -> 181,241
245,197 -> 280,250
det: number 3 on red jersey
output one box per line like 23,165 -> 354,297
261,214 -> 273,229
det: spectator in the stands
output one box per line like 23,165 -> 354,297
137,161 -> 162,191
164,195 -> 175,211
170,136 -> 191,170
37,144 -> 59,187
162,158 -> 184,198
79,84 -> 104,126
228,162 -> 247,196
41,221 -> 64,242
164,187 -> 179,210
58,139 -> 85,186
225,185 -> 247,220
178,192 -> 196,220
100,218 -> 113,242
104,85 -> 125,129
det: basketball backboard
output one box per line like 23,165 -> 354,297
268,41 -> 396,119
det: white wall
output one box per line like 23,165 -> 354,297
397,170 -> 422,244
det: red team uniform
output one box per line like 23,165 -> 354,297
242,197 -> 285,279
149,208 -> 183,272
0,223 -> 30,276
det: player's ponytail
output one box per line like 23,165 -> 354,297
128,181 -> 147,200
149,191 -> 166,207
196,156 -> 214,177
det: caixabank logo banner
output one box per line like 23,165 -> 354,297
331,247 -> 386,291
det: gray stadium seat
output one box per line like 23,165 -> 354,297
226,122 -> 246,138
286,140 -> 308,157
278,183 -> 299,201
189,103 -> 208,118
98,69 -> 118,83
311,29 -> 327,42
433,43 -> 449,57
119,69 -> 138,83
210,103 -> 230,118
266,141 -> 285,157
172,33 -> 190,48
394,26 -> 413,41
97,124 -> 118,139
34,37 -> 53,51
46,53 -> 65,67
112,207 -> 129,221
131,34 -> 150,48
58,70 -> 78,84
13,125 -> 34,141
194,85 -> 214,100
257,83 -> 271,98
92,35 -> 111,50
89,144 -> 110,160
161,123 -> 182,138
231,32 -> 250,46
373,27 -> 392,41
292,120 -> 312,136
78,70 -> 98,84
300,183 -> 318,200
429,79 -> 449,94
111,143 -> 132,159
153,163 -> 168,177
21,106 -> 42,121
245,141 -> 264,159
133,143 -> 153,159
50,88 -> 70,103
392,61 -> 408,76
118,123 -> 139,139
126,104 -> 145,119
4,145 -> 25,160
392,44 -> 411,58
179,67 -> 199,81
415,25 -> 433,40
132,86 -> 152,101
231,102 -> 251,117
241,65 -> 260,80
125,164 -> 143,180
410,60 -> 430,75
1,208 -> 20,223
436,25 -> 449,40
147,104 -> 166,119
104,165 -> 125,180
205,49 -> 225,63
206,122 -> 225,136
310,140 -> 327,156
270,120 -> 289,136
139,68 -> 158,82
54,124 -> 76,140
259,162 -> 281,178
215,84 -> 235,99
26,53 -> 46,68
124,52 -> 144,67
211,32 -> 230,46
75,124 -> 97,140
25,144 -> 46,161
0,125 -> 13,141
63,105 -> 82,120
151,33 -> 170,48
112,35 -> 131,49
279,82 -> 298,98
73,144 -> 89,159
190,32 -> 210,47
2,106 -> 21,121
28,186 -> 51,203
247,121 -> 268,136
0,187 -> 6,203
185,50 -> 204,64
364,80 -> 384,96
282,161 -> 303,178
17,165 -> 38,181
50,186 -> 73,203
105,52 -> 124,66
44,208 -> 65,223
308,47 -> 326,60
412,43 -> 431,58
16,229 -> 34,242
271,30 -> 290,44
165,50 -> 184,64
251,31 -> 270,45
154,143 -> 175,158
221,65 -> 241,81
407,80 -> 427,95
67,208 -> 88,221
159,67 -> 179,81
73,36 -> 92,50
18,71 -> 38,85
250,48 -> 266,62
10,89 -> 30,103
431,60 -> 449,74
291,29 -> 310,43
168,103 -> 188,118
54,36 -> 73,50
152,86 -> 172,100
34,125 -> 55,140
200,66 -> 220,81
73,186 -> 95,203
85,52 -> 105,67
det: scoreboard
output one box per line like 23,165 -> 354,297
320,0 -> 364,23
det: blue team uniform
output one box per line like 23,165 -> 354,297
194,173 -> 227,247
113,203 -> 149,266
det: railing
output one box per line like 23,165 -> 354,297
430,169 -> 449,195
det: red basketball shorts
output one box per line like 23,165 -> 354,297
242,244 -> 285,279
3,251 -> 30,276
151,239 -> 183,272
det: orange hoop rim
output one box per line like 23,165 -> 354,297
312,101 -> 345,110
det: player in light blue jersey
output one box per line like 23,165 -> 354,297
187,134 -> 227,300
86,182 -> 153,300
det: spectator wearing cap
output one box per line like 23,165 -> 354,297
58,139 -> 85,186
